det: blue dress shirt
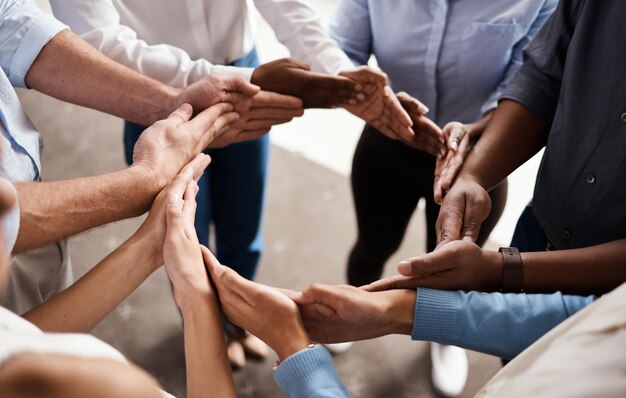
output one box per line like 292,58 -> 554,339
329,0 -> 556,125
0,0 -> 66,182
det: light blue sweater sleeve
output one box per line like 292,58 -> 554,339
411,288 -> 596,359
273,345 -> 351,398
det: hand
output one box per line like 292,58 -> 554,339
340,67 -> 414,141
293,284 -> 415,343
203,247 -> 310,361
396,92 -> 445,156
251,58 -> 360,108
134,154 -> 210,266
132,103 -> 238,191
209,90 -> 304,148
362,240 -> 502,292
162,173 -> 213,305
175,73 -> 259,115
435,177 -> 492,248
434,122 -> 472,204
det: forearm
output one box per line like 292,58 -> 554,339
25,30 -> 180,125
411,288 -> 595,359
521,238 -> 626,295
178,295 -> 236,398
23,232 -> 159,332
458,100 -> 545,191
466,111 -> 494,140
14,165 -> 155,253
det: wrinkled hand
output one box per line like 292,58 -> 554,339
434,122 -> 472,204
162,171 -> 214,305
362,240 -> 501,293
396,92 -> 445,156
435,177 -> 492,248
135,154 -> 210,265
176,73 -> 259,115
209,91 -> 304,148
293,284 -> 414,344
251,58 -> 360,108
203,247 -> 310,360
341,67 -> 414,141
132,103 -> 238,191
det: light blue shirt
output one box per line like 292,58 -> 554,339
0,0 -> 67,182
329,0 -> 557,125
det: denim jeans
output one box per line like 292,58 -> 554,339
123,48 -> 268,281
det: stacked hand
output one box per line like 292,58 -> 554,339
251,58 -> 362,108
341,67 -> 415,141
433,122 -> 472,204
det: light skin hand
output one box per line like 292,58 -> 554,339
202,247 -> 310,361
251,58 -> 361,108
210,90 -> 304,148
341,68 -> 414,140
293,284 -> 415,344
434,122 -> 472,204
132,102 -> 238,192
396,92 -> 445,156
362,240 -> 502,293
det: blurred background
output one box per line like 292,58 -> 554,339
23,1 -> 543,396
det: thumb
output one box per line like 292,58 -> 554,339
398,251 -> 452,277
226,75 -> 260,96
165,194 -> 185,234
168,103 -> 193,125
201,245 -> 226,281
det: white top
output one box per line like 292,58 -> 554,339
0,307 -> 175,397
49,0 -> 354,87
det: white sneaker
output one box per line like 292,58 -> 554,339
323,342 -> 354,355
430,343 -> 468,397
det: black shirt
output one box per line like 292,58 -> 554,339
502,0 -> 626,250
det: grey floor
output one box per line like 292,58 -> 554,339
17,89 -> 501,397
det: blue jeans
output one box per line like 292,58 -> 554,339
123,49 -> 268,281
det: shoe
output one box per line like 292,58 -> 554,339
227,339 -> 246,370
430,343 -> 468,397
241,333 -> 269,360
323,342 -> 354,355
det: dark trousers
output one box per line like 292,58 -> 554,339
347,125 -> 508,287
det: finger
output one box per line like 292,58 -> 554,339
296,283 -> 352,307
201,245 -> 227,290
238,118 -> 294,131
168,103 -> 193,126
200,112 -> 240,149
361,275 -> 420,292
447,125 -> 467,152
414,116 -> 445,145
277,288 -> 302,301
221,92 -> 253,113
182,153 -> 211,182
187,102 -> 234,133
224,75 -> 261,97
253,91 -> 303,109
397,92 -> 429,116
435,201 -> 464,249
165,193 -> 185,237
245,106 -> 303,120
441,151 -> 467,192
384,86 -> 412,127
182,180 -> 198,238
460,194 -> 490,242
397,251 -> 453,277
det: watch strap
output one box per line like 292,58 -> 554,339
499,247 -> 524,293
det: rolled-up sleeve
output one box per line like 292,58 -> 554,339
274,346 -> 351,398
500,0 -> 582,130
0,0 -> 67,87
411,288 -> 596,360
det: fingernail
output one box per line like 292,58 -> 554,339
419,105 -> 429,114
462,236 -> 473,242
178,103 -> 192,116
398,261 -> 412,275
356,93 -> 366,101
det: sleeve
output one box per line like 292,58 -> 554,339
411,288 -> 596,360
328,0 -> 372,67
48,0 -> 252,87
253,0 -> 354,74
500,0 -> 585,129
273,346 -> 351,398
0,0 -> 67,87
480,0 -> 558,115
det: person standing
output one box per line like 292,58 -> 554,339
328,0 -> 556,395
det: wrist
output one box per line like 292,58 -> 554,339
386,290 -> 416,335
273,330 -> 310,362
176,288 -> 215,317
155,85 -> 183,123
485,250 -> 504,291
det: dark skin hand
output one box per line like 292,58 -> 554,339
251,58 -> 362,108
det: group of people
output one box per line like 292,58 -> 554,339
0,0 -> 624,397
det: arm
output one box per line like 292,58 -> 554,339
254,0 -> 354,74
328,0 -> 372,66
365,238 -> 626,296
22,154 -> 210,331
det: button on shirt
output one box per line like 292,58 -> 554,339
502,0 -> 626,250
0,0 -> 67,183
329,0 -> 556,126
50,0 -> 353,88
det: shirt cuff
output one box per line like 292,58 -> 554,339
274,346 -> 349,398
10,14 -> 67,88
210,65 -> 254,81
411,288 -> 460,343
480,91 -> 501,116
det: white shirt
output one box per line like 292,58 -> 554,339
0,306 -> 175,398
50,0 -> 353,87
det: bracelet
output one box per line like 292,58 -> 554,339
272,343 -> 316,371
499,247 -> 524,293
